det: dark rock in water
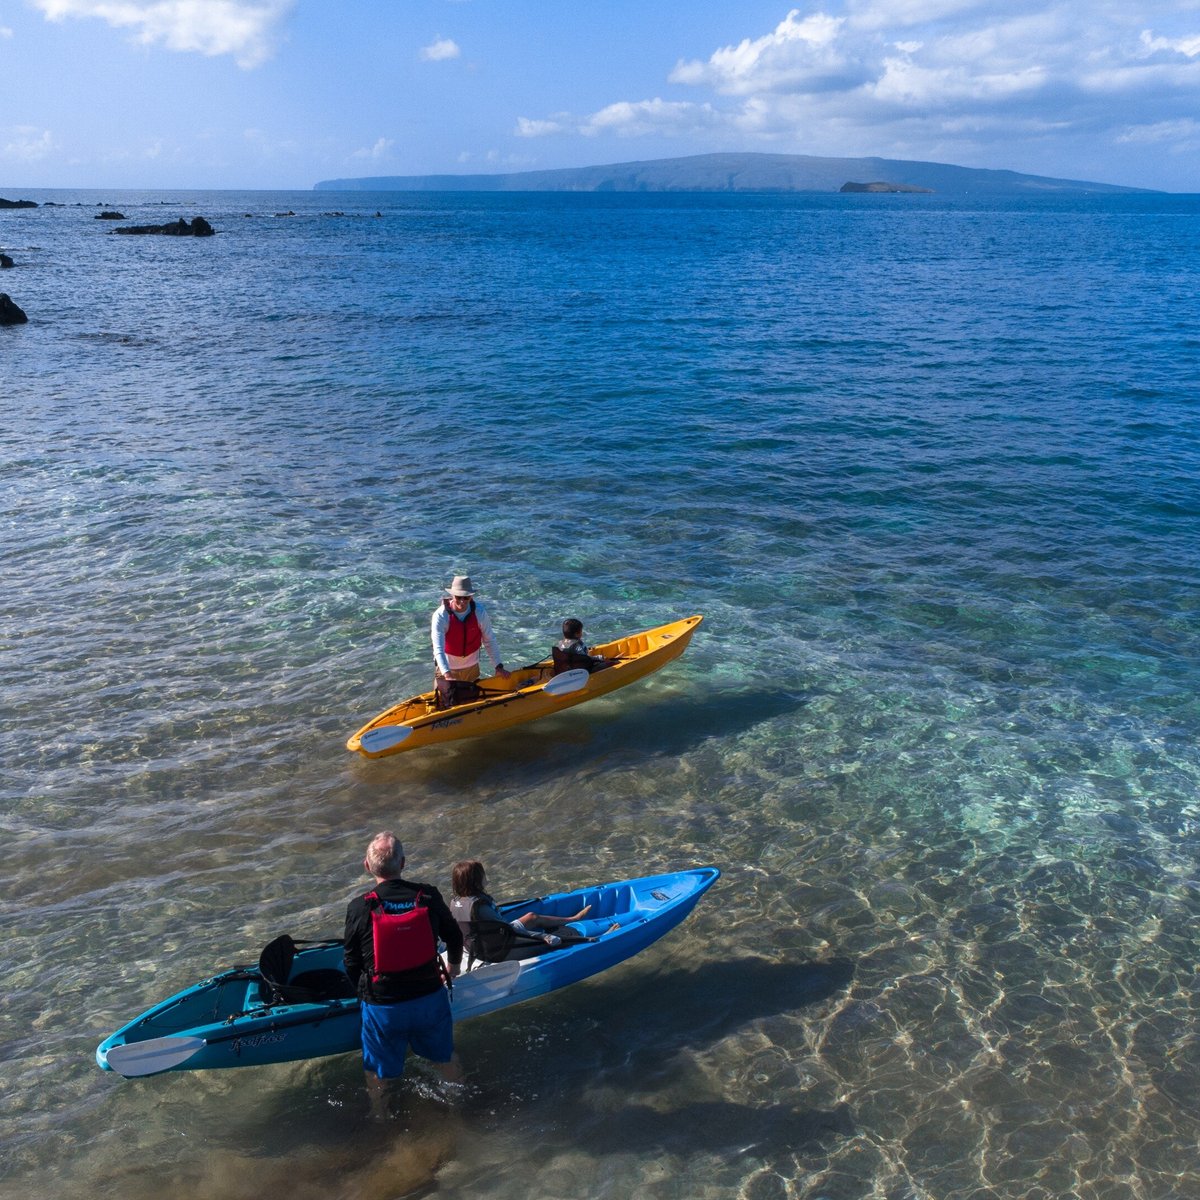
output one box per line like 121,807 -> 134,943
95,211 -> 126,220
1101,812 -> 1140,836
0,293 -> 29,324
112,216 -> 215,236
0,253 -> 13,268
275,210 -> 296,217
841,180 -> 934,193
0,198 -> 38,209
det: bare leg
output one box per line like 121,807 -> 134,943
365,1071 -> 390,1120
436,1053 -> 463,1083
562,917 -> 620,941
516,905 -> 591,930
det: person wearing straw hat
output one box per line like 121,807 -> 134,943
431,574 -> 509,705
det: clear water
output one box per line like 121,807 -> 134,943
2,188 -> 1199,1199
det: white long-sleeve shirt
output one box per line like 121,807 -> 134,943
431,600 -> 504,675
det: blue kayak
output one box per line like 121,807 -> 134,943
96,867 -> 720,1077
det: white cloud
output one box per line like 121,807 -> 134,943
0,25 -> 13,38
351,137 -> 395,160
869,56 -> 1047,107
670,11 -> 856,95
583,99 -> 723,138
848,0 -> 997,34
1116,116 -> 1200,144
420,37 -> 460,62
515,116 -> 566,137
1140,29 -> 1200,57
457,149 -> 538,166
517,101 -> 723,140
3,126 -> 56,161
31,0 -> 295,68
519,4 -> 1200,182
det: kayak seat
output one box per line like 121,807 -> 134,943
551,646 -> 597,676
435,678 -> 483,709
287,969 -> 356,1001
467,918 -> 567,966
257,934 -> 355,1005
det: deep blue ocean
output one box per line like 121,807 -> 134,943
2,187 -> 1199,1200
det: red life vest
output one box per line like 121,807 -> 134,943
364,890 -> 436,978
442,598 -> 482,658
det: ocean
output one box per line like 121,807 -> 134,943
2,187 -> 1199,1200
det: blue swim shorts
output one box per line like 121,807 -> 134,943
360,989 -> 454,1079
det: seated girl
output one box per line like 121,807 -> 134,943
449,860 -> 592,964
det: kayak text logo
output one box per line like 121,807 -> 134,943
232,1032 -> 287,1057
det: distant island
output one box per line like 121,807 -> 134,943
840,181 -> 933,194
315,152 -> 1152,196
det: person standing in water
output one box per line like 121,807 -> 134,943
343,832 -> 463,1116
431,574 -> 509,704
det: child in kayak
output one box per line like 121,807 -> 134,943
449,860 -> 593,964
552,617 -> 610,674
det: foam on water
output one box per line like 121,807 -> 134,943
2,188 -> 1199,1199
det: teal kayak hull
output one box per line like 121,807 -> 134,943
96,867 -> 719,1076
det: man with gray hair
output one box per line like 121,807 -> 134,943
343,832 -> 464,1112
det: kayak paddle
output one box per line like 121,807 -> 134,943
359,671 -> 589,754
540,668 -> 590,697
103,1035 -> 207,1078
359,724 -> 413,754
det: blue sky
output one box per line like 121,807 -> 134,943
2,1 -> 1199,191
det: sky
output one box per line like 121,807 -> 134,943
2,1 -> 1199,192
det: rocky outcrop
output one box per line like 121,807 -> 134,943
0,293 -> 29,324
95,211 -> 126,220
0,198 -> 38,209
112,216 -> 215,236
840,181 -> 934,193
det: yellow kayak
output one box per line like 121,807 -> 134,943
346,614 -> 703,758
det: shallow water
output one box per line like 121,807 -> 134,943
2,187 -> 1199,1199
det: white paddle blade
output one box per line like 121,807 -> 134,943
461,959 -> 523,995
542,669 -> 590,697
360,724 -> 412,754
103,1035 -> 206,1077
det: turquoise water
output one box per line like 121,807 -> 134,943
2,188 -> 1199,1199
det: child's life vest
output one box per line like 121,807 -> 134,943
364,890 -> 437,978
